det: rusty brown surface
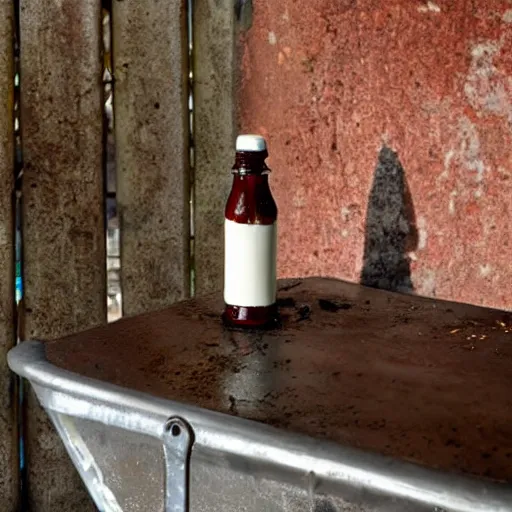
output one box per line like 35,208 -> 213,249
48,277 -> 512,483
0,2 -> 19,510
113,0 -> 190,316
20,0 -> 105,509
193,0 -> 238,295
237,0 -> 512,310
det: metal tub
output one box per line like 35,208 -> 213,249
9,278 -> 512,511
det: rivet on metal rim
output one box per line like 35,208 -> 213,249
163,416 -> 194,512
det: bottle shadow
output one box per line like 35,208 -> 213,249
360,146 -> 418,293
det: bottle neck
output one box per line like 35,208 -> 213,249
232,150 -> 269,175
226,154 -> 277,224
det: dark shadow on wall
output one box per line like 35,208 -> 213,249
360,146 -> 418,293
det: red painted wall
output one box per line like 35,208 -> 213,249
238,0 -> 512,309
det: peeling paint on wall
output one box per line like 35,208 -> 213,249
418,2 -> 441,13
457,116 -> 485,183
448,190 -> 457,216
417,217 -> 428,250
502,9 -> 512,23
479,264 -> 492,278
465,39 -> 512,123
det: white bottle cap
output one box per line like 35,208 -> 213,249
236,134 -> 267,152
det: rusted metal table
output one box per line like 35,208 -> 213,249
8,278 -> 512,511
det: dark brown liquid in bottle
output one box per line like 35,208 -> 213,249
223,150 -> 278,328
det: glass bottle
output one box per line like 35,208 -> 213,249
223,135 -> 278,328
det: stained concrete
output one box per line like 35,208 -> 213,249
113,0 -> 190,315
20,0 -> 105,509
237,0 -> 512,309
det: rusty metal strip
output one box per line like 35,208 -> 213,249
19,1 -> 105,510
0,1 -> 19,510
113,0 -> 190,316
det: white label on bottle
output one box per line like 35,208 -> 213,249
224,219 -> 277,307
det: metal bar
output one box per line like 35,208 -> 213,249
19,0 -> 105,509
163,417 -> 193,512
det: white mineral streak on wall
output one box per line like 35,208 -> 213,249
418,2 -> 441,13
